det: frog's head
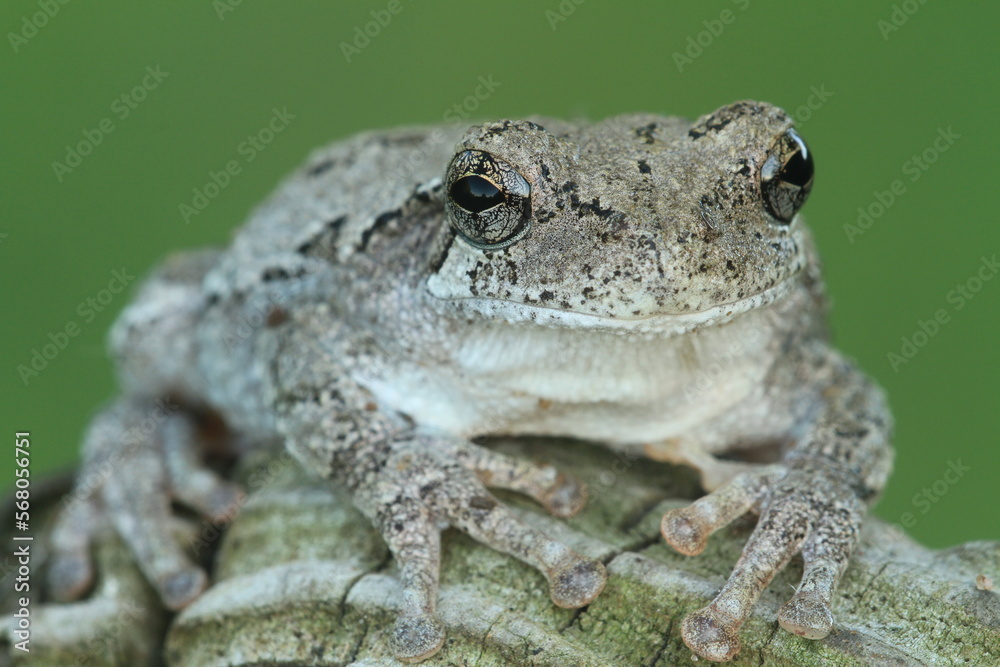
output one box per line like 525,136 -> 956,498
425,101 -> 814,334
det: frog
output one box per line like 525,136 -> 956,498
46,100 -> 893,663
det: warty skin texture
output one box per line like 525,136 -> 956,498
46,101 -> 892,662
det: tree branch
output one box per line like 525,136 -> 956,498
5,439 -> 998,666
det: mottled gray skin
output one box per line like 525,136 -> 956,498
48,101 -> 893,662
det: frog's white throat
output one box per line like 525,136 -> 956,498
375,292 -> 791,441
434,276 -> 796,339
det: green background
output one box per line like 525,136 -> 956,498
2,0 -> 997,548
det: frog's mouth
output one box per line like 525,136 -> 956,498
432,277 -> 798,337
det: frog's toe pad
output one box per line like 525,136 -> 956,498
661,508 -> 711,556
681,606 -> 742,662
392,613 -> 446,663
47,552 -> 94,601
541,471 -> 588,518
161,567 -> 209,610
779,592 -> 834,639
549,556 -> 607,608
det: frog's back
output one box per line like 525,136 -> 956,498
202,124 -> 467,302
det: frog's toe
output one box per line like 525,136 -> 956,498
392,613 -> 446,663
162,414 -> 246,522
779,591 -> 834,639
662,468 -> 779,556
161,568 -> 209,609
678,493 -> 810,661
778,497 -> 860,639
440,475 -> 606,608
681,606 -> 742,662
47,495 -> 99,601
48,552 -> 93,601
673,465 -> 864,661
549,554 -> 607,608
539,469 -> 588,518
363,439 -> 606,662
373,492 -> 447,662
102,445 -> 209,610
461,443 -> 589,517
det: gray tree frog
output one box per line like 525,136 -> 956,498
48,101 -> 893,662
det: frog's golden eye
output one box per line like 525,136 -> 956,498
445,150 -> 531,250
760,129 -> 814,223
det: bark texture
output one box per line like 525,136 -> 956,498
3,438 -> 998,666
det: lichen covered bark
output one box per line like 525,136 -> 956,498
4,438 -> 998,666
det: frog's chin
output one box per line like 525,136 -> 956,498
436,278 -> 797,337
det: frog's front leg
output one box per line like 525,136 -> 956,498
661,345 -> 893,662
274,332 -> 605,663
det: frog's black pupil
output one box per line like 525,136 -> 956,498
780,145 -> 814,188
450,175 -> 504,213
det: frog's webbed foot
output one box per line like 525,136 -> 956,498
48,397 -> 245,610
352,438 -> 606,663
661,463 -> 863,662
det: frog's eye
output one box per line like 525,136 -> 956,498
445,150 -> 531,250
760,129 -> 814,223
